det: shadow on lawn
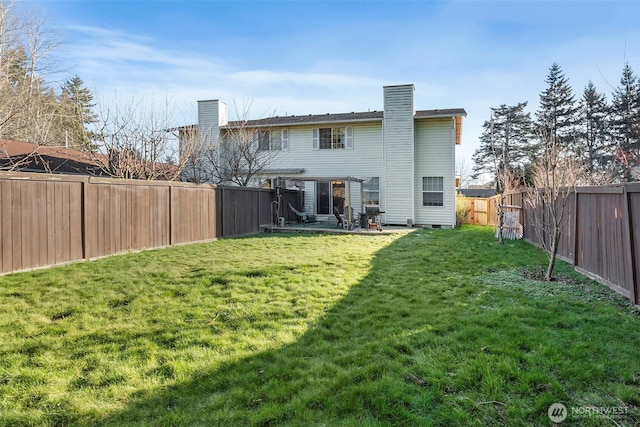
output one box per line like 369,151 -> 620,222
87,232 -> 456,425
92,228 -> 555,426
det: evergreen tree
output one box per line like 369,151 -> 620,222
536,63 -> 579,151
610,63 -> 640,181
576,81 -> 611,183
59,75 -> 97,151
472,102 -> 534,190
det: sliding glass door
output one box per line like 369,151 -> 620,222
316,181 -> 345,215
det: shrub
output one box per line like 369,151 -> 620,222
455,192 -> 471,227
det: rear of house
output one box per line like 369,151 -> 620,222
181,84 -> 466,228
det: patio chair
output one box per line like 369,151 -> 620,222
288,203 -> 314,225
333,207 -> 345,228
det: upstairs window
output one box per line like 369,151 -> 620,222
422,177 -> 444,207
257,129 -> 288,151
313,127 -> 353,150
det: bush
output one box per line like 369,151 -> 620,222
456,192 -> 471,227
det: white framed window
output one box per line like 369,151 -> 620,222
258,129 -> 288,151
422,177 -> 444,206
363,177 -> 380,206
313,127 -> 353,150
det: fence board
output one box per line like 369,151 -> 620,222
1,181 -> 11,271
11,182 -> 22,271
629,190 -> 640,304
471,185 -> 638,304
0,171 -> 299,274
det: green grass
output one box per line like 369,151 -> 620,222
0,226 -> 638,426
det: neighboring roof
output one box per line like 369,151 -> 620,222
458,188 -> 497,198
0,139 -> 105,176
0,139 -> 179,180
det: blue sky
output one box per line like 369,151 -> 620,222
32,0 -> 640,170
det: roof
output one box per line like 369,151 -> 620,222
225,108 -> 466,129
173,108 -> 467,131
458,188 -> 497,198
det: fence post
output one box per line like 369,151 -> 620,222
168,183 -> 173,246
257,188 -> 261,231
82,177 -> 89,260
621,184 -> 638,304
572,189 -> 579,267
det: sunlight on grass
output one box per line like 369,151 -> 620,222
0,226 -> 638,426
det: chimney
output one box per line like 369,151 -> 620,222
197,99 -> 228,148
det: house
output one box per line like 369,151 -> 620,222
181,84 -> 466,228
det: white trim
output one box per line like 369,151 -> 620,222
345,126 -> 353,149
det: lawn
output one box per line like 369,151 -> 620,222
0,225 -> 638,426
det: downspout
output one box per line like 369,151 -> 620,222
452,116 -> 457,228
411,115 -> 415,226
347,178 -> 352,228
382,111 -> 387,224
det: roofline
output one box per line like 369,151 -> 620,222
169,106 -> 466,132
223,117 -> 384,129
170,108 -> 466,131
414,112 -> 467,119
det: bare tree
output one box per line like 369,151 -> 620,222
0,0 -> 61,147
92,95 -> 200,180
525,126 -> 585,281
455,156 -> 474,189
183,100 -> 281,187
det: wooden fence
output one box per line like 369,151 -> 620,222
465,185 -> 639,305
0,171 -> 302,274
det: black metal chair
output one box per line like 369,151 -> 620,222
333,207 -> 344,228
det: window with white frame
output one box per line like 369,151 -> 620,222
313,127 -> 353,150
363,177 -> 380,206
257,129 -> 288,151
422,177 -> 444,206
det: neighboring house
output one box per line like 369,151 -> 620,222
0,139 -> 179,180
180,84 -> 466,228
458,188 -> 497,198
0,139 -> 105,176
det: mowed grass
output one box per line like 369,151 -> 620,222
0,226 -> 638,426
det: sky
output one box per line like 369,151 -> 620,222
29,0 -> 640,177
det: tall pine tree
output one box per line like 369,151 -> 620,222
576,81 -> 611,183
59,75 -> 97,151
536,63 -> 579,152
472,102 -> 534,190
610,63 -> 640,181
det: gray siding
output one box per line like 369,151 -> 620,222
414,118 -> 456,227
267,122 -> 383,176
263,121 -> 384,217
